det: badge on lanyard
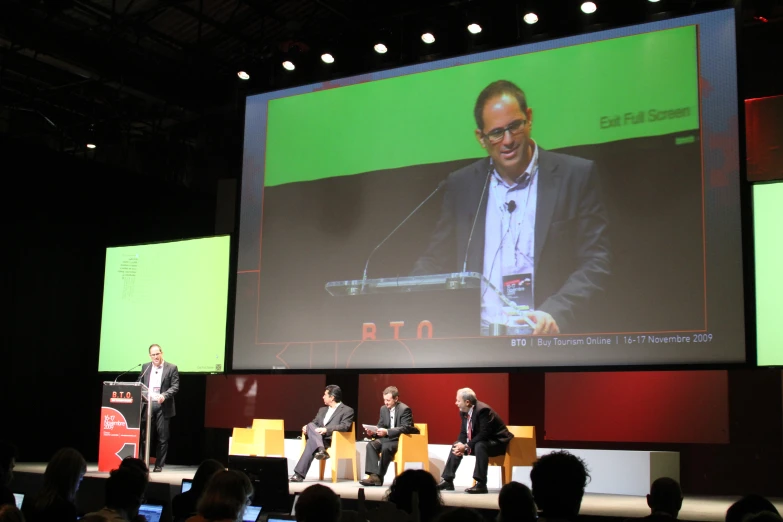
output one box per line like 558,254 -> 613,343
502,272 -> 533,310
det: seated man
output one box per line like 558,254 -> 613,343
290,385 -> 355,482
437,388 -> 513,494
359,386 -> 418,486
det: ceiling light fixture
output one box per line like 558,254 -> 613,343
86,143 -> 97,149
321,53 -> 335,64
581,2 -> 597,13
282,61 -> 295,71
374,43 -> 388,54
237,71 -> 250,80
523,12 -> 539,24
467,23 -> 482,34
421,33 -> 435,44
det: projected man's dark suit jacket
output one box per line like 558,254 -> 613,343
411,149 -> 611,333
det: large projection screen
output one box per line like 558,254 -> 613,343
99,236 -> 230,373
234,9 -> 744,370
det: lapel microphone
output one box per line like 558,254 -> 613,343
506,200 -> 517,213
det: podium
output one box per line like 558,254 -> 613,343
325,271 -> 533,338
98,381 -> 150,472
325,271 -> 485,296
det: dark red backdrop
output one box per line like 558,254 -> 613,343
206,371 -> 726,444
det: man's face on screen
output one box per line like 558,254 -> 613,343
476,93 -> 533,179
149,347 -> 163,366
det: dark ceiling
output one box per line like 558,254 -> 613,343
1,0 -> 781,192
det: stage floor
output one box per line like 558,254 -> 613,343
16,463 -> 783,522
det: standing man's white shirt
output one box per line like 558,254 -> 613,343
482,142 -> 539,327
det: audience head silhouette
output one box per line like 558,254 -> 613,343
119,457 -> 149,477
386,469 -> 444,522
295,484 -> 341,522
0,505 -> 24,522
196,469 -> 254,522
498,481 -> 537,522
530,450 -> 589,519
104,466 -> 148,518
191,459 -> 225,497
41,447 -> 87,504
647,477 -> 683,518
744,512 -> 783,522
726,495 -> 781,522
434,507 -> 485,522
0,441 -> 17,488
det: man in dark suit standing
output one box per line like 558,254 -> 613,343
438,388 -> 513,494
138,343 -> 180,472
359,386 -> 418,487
412,80 -> 610,335
290,385 -> 355,482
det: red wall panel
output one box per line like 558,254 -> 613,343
358,374 -> 509,444
205,374 -> 326,429
545,370 -> 729,443
746,95 -> 783,182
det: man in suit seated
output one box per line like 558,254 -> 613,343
290,385 -> 355,482
359,386 -> 418,487
438,388 -> 514,494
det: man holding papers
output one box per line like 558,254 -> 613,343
359,386 -> 418,486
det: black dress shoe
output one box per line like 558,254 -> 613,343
152,466 -> 162,473
436,479 -> 455,491
314,450 -> 329,461
289,474 -> 304,482
465,483 -> 488,494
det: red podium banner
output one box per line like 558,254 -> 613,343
98,382 -> 144,472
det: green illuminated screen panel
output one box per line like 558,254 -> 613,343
755,181 -> 783,366
99,236 -> 230,373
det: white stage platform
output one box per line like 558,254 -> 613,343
14,463 -> 783,522
232,438 -> 680,497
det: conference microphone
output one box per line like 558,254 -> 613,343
462,162 -> 493,273
506,200 -> 517,213
362,179 -> 446,284
114,363 -> 142,384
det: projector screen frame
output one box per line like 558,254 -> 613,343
230,7 -> 754,374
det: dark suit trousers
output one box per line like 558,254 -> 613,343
364,438 -> 398,479
442,439 -> 506,484
293,423 -> 330,478
141,402 -> 170,468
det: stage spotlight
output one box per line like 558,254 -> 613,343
321,53 -> 335,64
523,12 -> 539,24
648,0 -> 660,2
581,2 -> 597,13
86,143 -> 97,149
467,23 -> 482,34
237,71 -> 250,80
421,32 -> 435,44
374,43 -> 388,54
282,61 -> 295,71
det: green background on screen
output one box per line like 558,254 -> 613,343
264,25 -> 699,187
755,182 -> 783,366
98,236 -> 230,373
